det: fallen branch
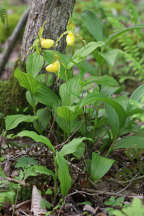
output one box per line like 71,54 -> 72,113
0,8 -> 29,75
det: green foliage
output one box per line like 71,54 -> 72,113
0,13 -> 20,43
5,114 -> 38,130
90,153 -> 114,181
0,7 -> 7,24
15,156 -> 38,169
3,0 -> 144,207
0,77 -> 26,116
113,198 -> 144,216
0,191 -> 15,207
81,10 -> 104,41
56,153 -> 71,196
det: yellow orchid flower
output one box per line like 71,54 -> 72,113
46,60 -> 60,73
40,38 -> 54,49
66,32 -> 75,46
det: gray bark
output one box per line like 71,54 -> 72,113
21,0 -> 75,62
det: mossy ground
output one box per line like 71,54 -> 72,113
0,77 -> 26,116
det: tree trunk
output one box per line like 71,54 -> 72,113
21,0 -> 75,62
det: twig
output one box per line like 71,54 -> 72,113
82,188 -> 144,199
5,177 -> 28,186
69,188 -> 144,199
0,8 -> 29,75
48,116 -> 56,138
18,210 -> 30,216
10,200 -> 31,211
116,174 -> 138,194
56,124 -> 82,149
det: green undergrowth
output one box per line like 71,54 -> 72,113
0,77 -> 26,115
1,0 -> 144,214
0,4 -> 27,43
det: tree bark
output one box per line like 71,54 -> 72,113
21,0 -> 75,62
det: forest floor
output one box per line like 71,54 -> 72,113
1,0 -> 144,215
1,136 -> 144,216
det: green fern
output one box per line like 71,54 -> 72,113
0,8 -> 7,24
106,0 -> 144,80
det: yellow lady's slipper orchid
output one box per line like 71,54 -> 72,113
40,38 -> 54,49
66,32 -> 75,46
46,60 -> 60,73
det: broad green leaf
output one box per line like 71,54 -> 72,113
34,83 -> 59,107
36,108 -> 49,130
86,75 -> 119,87
73,142 -> 85,159
5,114 -> 38,131
26,91 -> 38,108
56,106 -> 82,121
80,93 -> 126,127
60,137 -> 90,156
130,84 -> 144,102
0,191 -> 15,206
115,136 -> 144,149
77,61 -> 97,76
59,77 -> 82,106
17,130 -> 55,153
105,104 -> 120,138
0,167 -> 6,178
102,49 -> 120,67
56,153 -> 71,196
101,86 -> 121,97
14,68 -> 40,94
90,153 -> 114,181
24,165 -> 55,180
56,116 -> 82,134
15,156 -> 38,169
81,10 -> 104,41
113,198 -> 144,216
68,41 -> 104,68
26,52 -> 44,77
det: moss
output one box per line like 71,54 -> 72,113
0,13 -> 22,43
0,77 -> 26,115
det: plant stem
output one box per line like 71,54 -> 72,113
105,140 -> 116,157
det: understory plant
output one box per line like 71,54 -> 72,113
1,12 -> 144,208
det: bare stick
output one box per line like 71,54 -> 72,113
0,8 -> 29,75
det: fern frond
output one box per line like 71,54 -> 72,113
0,8 -> 7,24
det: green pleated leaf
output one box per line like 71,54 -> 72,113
24,165 -> 55,180
101,49 -> 120,67
81,10 -> 104,41
115,136 -> 144,149
5,114 -> 38,131
34,83 -> 59,107
59,77 -> 82,106
130,84 -> 144,102
90,153 -> 114,181
60,137 -> 90,156
80,93 -> 126,127
14,68 -> 40,94
68,41 -> 104,68
105,104 -> 120,137
56,106 -> 82,121
86,75 -> 119,87
26,52 -> 44,77
17,130 -> 55,153
56,153 -> 71,196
